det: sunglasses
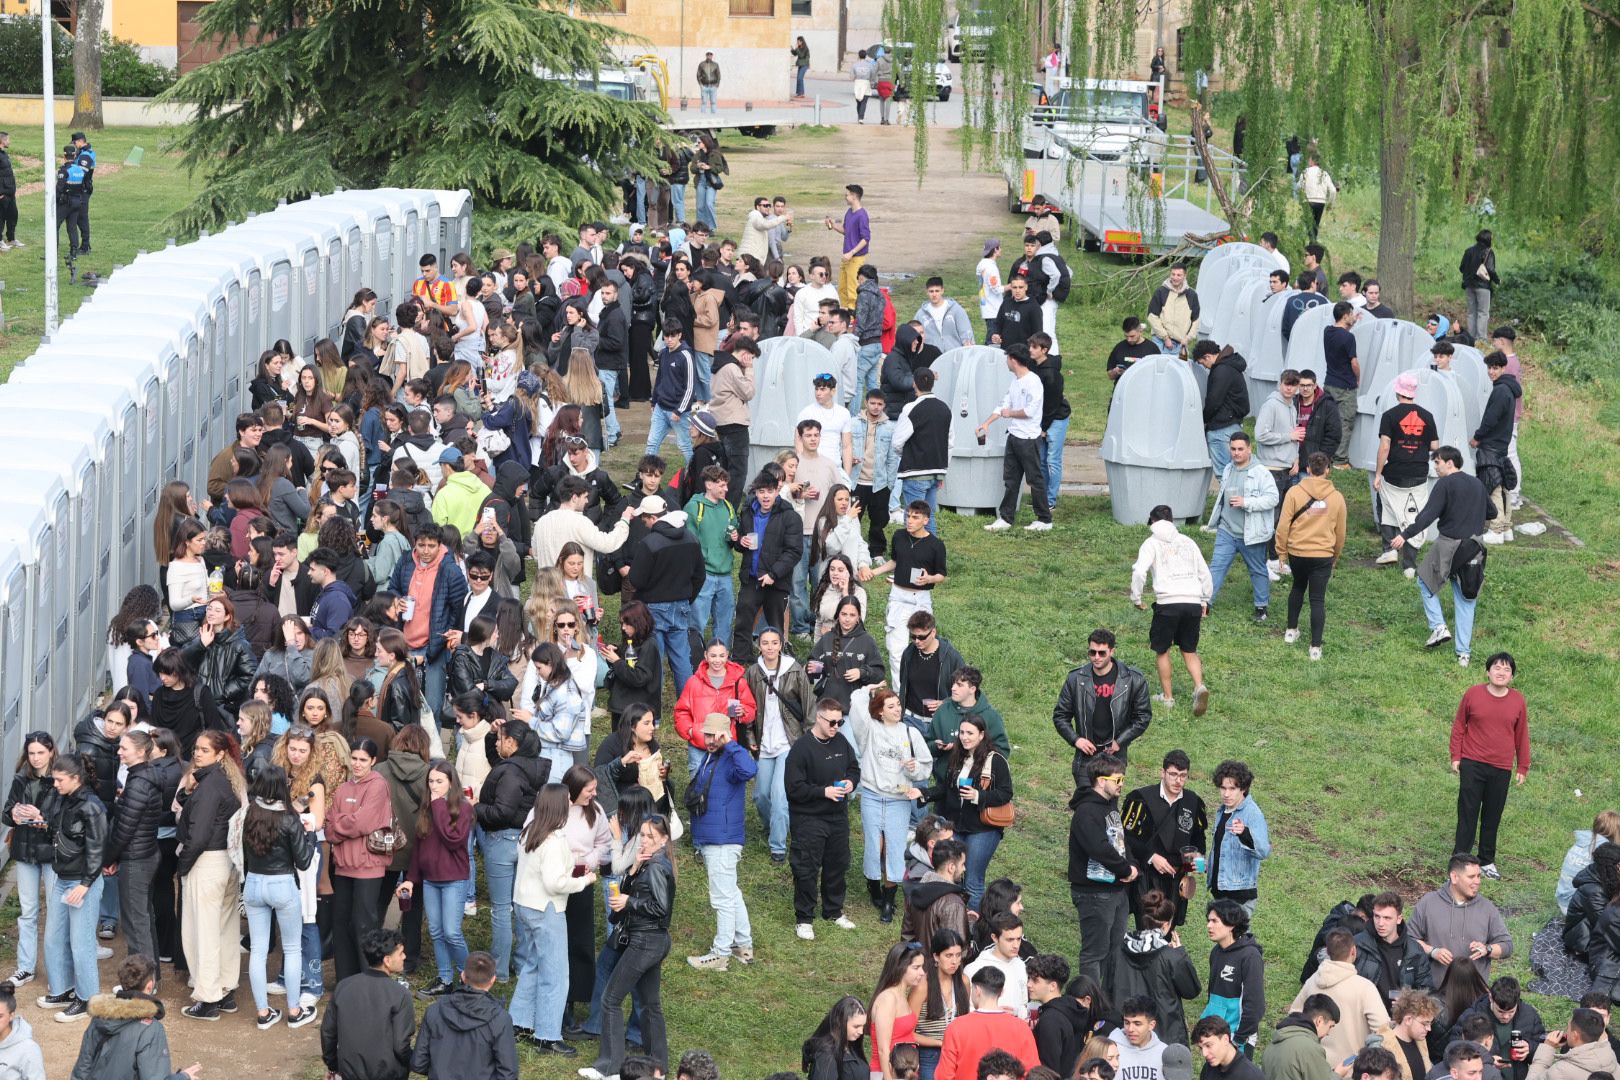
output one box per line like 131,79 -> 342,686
910,632 -> 931,641
1087,648 -> 1111,657
468,571 -> 492,581
1099,774 -> 1125,783
555,619 -> 578,629
824,717 -> 845,728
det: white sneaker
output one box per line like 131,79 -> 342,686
687,951 -> 730,971
1266,563 -> 1281,582
1517,521 -> 1546,536
834,915 -> 857,930
1425,625 -> 1452,649
1309,646 -> 1322,661
1283,629 -> 1299,644
1192,685 -> 1210,717
1375,549 -> 1398,565
578,1069 -> 608,1080
266,980 -> 286,996
795,923 -> 815,940
1481,530 -> 1506,545
1404,567 -> 1416,579
1152,693 -> 1174,709
1024,520 -> 1053,532
8,239 -> 22,248
1458,653 -> 1471,667
1503,528 -> 1515,542
983,519 -> 1011,532
299,991 -> 320,1010
95,946 -> 113,961
464,900 -> 478,917
1199,525 -> 1216,535
1510,495 -> 1525,510
1481,862 -> 1502,879
0,241 -> 10,251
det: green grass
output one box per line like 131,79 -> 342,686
0,125 -> 197,379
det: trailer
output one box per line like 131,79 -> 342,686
1005,133 -> 1243,257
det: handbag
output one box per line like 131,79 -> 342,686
877,80 -> 895,99
366,810 -> 408,855
977,751 -> 1015,829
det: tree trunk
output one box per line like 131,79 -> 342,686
70,0 -> 105,130
1376,40 -> 1418,318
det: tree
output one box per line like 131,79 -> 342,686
157,0 -> 665,244
70,0 -> 105,130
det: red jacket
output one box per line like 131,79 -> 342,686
673,661 -> 758,750
935,1010 -> 1041,1080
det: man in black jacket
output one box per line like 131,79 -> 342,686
1030,954 -> 1088,1075
597,281 -> 629,447
1052,628 -> 1152,797
1295,370 -> 1342,469
729,473 -> 803,663
628,494 -> 707,689
0,130 -> 17,250
1390,447 -> 1490,664
1354,892 -> 1435,1003
1459,230 -> 1499,342
783,697 -> 862,940
1069,754 -> 1138,989
1473,353 -> 1521,544
1195,342 -> 1251,473
1121,748 -> 1208,927
990,274 -> 1043,349
322,928 -> 416,1080
1030,333 -> 1071,516
411,951 -> 516,1079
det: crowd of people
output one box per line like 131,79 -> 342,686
0,183 -> 1576,1080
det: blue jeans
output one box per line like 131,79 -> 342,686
1420,576 -> 1477,657
854,344 -> 883,409
599,370 -> 621,446
796,66 -> 808,96
245,872 -> 302,1012
647,600 -> 695,691
645,407 -> 693,460
669,183 -> 687,224
692,574 -> 735,643
583,938 -> 644,1043
482,827 -> 520,979
699,843 -> 752,954
14,861 -> 55,976
861,790 -> 914,882
752,753 -> 791,856
900,476 -> 943,535
301,921 -> 322,998
411,647 -> 448,725
1206,423 -> 1241,474
99,866 -> 119,926
634,178 -> 647,225
423,879 -> 469,984
694,352 -> 713,403
789,542 -> 813,634
509,904 -> 568,1040
1043,416 -> 1069,511
1210,528 -> 1271,609
687,744 -> 707,776
46,875 -> 104,999
920,1045 -> 942,1080
962,828 -> 1004,909
696,178 -> 718,231
700,86 -> 718,113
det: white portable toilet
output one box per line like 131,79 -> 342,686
427,189 -> 474,269
97,266 -> 232,432
1101,355 -> 1214,525
1282,303 -> 1339,378
1346,318 -> 1437,467
130,242 -> 262,413
931,346 -> 1013,513
395,190 -> 444,271
1351,367 -> 1474,475
0,526 -> 51,747
308,191 -> 404,313
254,206 -> 349,343
227,220 -> 324,360
0,539 -> 27,768
0,478 -> 73,733
748,337 -> 833,479
1447,344 -> 1492,437
1209,269 -> 1273,349
1243,289 -> 1296,406
1197,243 -> 1288,335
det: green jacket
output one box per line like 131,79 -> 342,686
927,694 -> 1010,784
431,471 -> 490,535
1261,1019 -> 1339,1080
683,493 -> 737,575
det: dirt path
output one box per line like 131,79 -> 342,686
14,162 -> 126,198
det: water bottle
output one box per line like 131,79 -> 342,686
207,567 -> 224,595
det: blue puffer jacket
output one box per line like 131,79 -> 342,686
687,739 -> 758,848
1208,794 -> 1271,892
388,551 -> 469,663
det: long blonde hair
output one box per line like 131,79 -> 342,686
309,638 -> 353,706
524,568 -> 569,641
562,349 -> 603,406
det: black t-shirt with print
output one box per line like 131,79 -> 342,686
1378,402 -> 1437,487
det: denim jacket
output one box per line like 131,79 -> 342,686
1206,462 -> 1280,546
849,414 -> 898,494
1208,794 -> 1270,892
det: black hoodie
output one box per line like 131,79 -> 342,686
1068,787 -> 1134,891
410,987 -> 518,1080
1033,993 -> 1092,1074
629,518 -> 706,604
481,460 -> 534,559
881,326 -> 924,420
1203,351 -> 1251,430
1474,373 -> 1521,453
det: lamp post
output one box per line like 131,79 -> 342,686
41,5 -> 58,335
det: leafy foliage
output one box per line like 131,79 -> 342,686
102,35 -> 178,97
0,15 -> 73,95
1494,255 -> 1620,337
156,0 -> 667,241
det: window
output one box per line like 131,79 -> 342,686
730,0 -> 774,15
791,0 -> 811,13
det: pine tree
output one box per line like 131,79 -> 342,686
158,0 -> 665,242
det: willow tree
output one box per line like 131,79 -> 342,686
889,0 -> 1620,314
157,0 -> 666,242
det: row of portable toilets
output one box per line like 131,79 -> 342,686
1100,242 -> 1495,524
0,188 -> 475,793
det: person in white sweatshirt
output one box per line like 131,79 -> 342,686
510,783 -> 597,1055
1112,998 -> 1170,1080
1129,506 -> 1214,716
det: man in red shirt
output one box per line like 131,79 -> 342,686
1450,652 -> 1530,880
935,967 -> 1041,1080
412,253 -> 458,318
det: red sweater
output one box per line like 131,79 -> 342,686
1450,685 -> 1530,774
935,1010 -> 1041,1080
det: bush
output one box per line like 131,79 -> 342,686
101,34 -> 176,97
1494,254 -> 1619,340
0,15 -> 73,94
1542,302 -> 1620,386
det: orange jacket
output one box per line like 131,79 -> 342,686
672,661 -> 758,750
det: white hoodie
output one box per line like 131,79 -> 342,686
1111,1029 -> 1168,1080
1130,519 -> 1214,607
0,1016 -> 45,1080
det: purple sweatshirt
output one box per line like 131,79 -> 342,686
407,798 -> 473,885
843,207 -> 871,258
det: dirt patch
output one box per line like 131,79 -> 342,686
14,162 -> 125,198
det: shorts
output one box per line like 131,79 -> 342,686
1149,603 -> 1203,654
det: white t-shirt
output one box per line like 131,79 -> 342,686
793,282 -> 841,336
964,949 -> 1029,1018
1000,370 -> 1044,439
976,257 -> 1004,319
796,402 -> 850,464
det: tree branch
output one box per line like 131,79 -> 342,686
1583,0 -> 1620,29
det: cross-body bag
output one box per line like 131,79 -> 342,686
683,752 -> 722,818
977,751 -> 1015,829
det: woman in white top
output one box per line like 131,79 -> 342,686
810,555 -> 868,640
453,276 -> 491,373
166,518 -> 212,646
326,403 -> 363,479
808,484 -> 873,586
843,686 -> 931,923
546,598 -> 600,695
976,239 -> 1004,339
509,783 -> 596,1054
559,766 -> 614,1027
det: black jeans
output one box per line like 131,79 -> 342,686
595,931 -> 670,1073
1285,554 -> 1335,647
853,483 -> 891,557
789,812 -> 851,922
156,837 -> 182,966
1266,468 -> 1293,559
731,578 -> 788,662
566,883 -> 598,1008
999,434 -> 1050,524
63,198 -> 88,255
628,323 -> 655,401
1455,759 -> 1512,864
377,869 -> 423,970
0,193 -> 16,242
1072,886 -> 1130,991
718,423 -> 750,505
331,874 -> 383,983
120,853 -> 160,968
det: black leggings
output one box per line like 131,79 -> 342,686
1285,554 -> 1335,647
155,836 -> 182,967
0,194 -> 16,243
330,874 -> 383,983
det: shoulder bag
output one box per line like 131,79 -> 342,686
978,751 -> 1015,829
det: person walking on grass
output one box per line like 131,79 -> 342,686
1130,506 -> 1213,715
979,344 -> 1051,533
1450,654 -> 1530,881
1273,453 -> 1347,661
1388,447 -> 1490,667
1206,433 -> 1279,624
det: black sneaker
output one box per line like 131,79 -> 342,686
55,998 -> 89,1023
770,851 -> 787,865
415,979 -> 452,1000
5,971 -> 32,988
1253,606 -> 1269,623
183,1000 -> 221,1021
256,1008 -> 283,1030
287,1005 -> 319,1029
36,991 -> 75,1009
217,991 -> 238,1013
97,923 -> 116,940
533,1039 -> 578,1057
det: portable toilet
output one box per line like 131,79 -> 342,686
1197,245 -> 1288,335
1101,355 -> 1213,524
0,477 -> 73,735
180,234 -> 287,385
428,189 -> 474,269
0,539 -> 26,772
95,265 -> 232,433
1243,289 -> 1296,406
256,206 -> 350,343
226,220 -> 323,360
1350,367 -> 1473,475
395,190 -> 444,272
1199,240 -> 1288,286
931,346 -> 1013,513
1209,269 -> 1273,349
0,524 -> 52,746
1447,345 -> 1491,437
748,338 -> 832,478
1282,303 -> 1338,376
130,241 -> 262,413
307,191 -> 404,313
1346,318 -> 1437,467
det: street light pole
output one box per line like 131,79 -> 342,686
41,4 -> 58,336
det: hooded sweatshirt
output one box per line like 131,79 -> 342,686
1203,352 -> 1250,430
409,987 -> 518,1080
0,1017 -> 44,1080
684,492 -> 737,575
1130,520 -> 1214,607
1068,787 -> 1133,891
1275,475 -> 1347,561
432,469 -> 493,535
310,579 -> 359,641
1033,994 -> 1091,1075
1201,934 -> 1266,1048
1254,389 -> 1300,470
1261,1016 -> 1339,1080
1116,928 -> 1202,1047
1289,958 -> 1390,1065
1111,1029 -> 1169,1080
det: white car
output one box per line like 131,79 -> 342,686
875,43 -> 953,102
947,5 -> 994,62
1024,78 -> 1168,166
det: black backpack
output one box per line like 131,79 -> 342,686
1046,252 -> 1073,302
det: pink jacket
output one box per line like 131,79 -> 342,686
326,769 -> 394,878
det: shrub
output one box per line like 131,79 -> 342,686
101,34 -> 176,97
0,15 -> 73,94
1542,302 -> 1620,386
1494,254 -> 1619,340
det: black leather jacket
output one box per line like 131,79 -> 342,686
616,852 -> 675,937
243,803 -> 316,877
446,646 -> 518,706
176,763 -> 237,877
73,714 -> 122,809
1051,660 -> 1153,763
4,770 -> 59,865
51,785 -> 109,885
1565,861 -> 1609,957
149,755 -> 182,831
474,728 -> 549,832
105,760 -> 165,864
377,664 -> 423,731
182,628 -> 259,721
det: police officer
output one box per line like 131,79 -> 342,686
71,131 -> 95,252
57,145 -> 89,258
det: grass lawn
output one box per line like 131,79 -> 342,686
2,125 -> 1618,1080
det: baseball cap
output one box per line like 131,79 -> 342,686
438,447 -> 464,465
1162,1044 -> 1194,1080
701,713 -> 731,736
634,495 -> 668,516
